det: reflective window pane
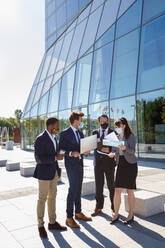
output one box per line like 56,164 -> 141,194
66,19 -> 88,66
91,0 -> 104,12
47,38 -> 63,76
73,54 -> 92,107
96,0 -> 120,40
143,0 -> 165,23
110,96 -> 137,135
24,85 -> 37,113
77,5 -> 90,24
67,0 -> 78,20
48,80 -> 61,113
34,55 -> 46,85
89,42 -> 114,103
137,89 -> 165,160
89,102 -> 109,133
110,29 -> 140,98
79,6 -> 102,57
116,0 -> 142,38
137,15 -> 165,93
38,92 -> 49,116
95,24 -> 115,50
59,109 -> 71,131
56,2 -> 66,29
59,65 -> 76,110
40,48 -> 53,81
118,0 -> 136,18
52,70 -> 63,87
30,103 -> 38,117
41,76 -> 53,96
33,81 -> 45,105
56,29 -> 74,71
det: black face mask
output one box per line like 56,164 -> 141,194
100,123 -> 108,129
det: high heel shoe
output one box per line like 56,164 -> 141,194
123,216 -> 134,225
110,216 -> 119,225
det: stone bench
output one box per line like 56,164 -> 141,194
81,179 -> 95,196
124,190 -> 165,217
6,162 -> 20,171
0,159 -> 7,167
20,162 -> 35,177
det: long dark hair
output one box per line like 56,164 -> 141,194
114,117 -> 133,139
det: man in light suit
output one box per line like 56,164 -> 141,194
59,112 -> 92,228
34,117 -> 67,238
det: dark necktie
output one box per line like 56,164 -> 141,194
75,130 -> 80,144
100,130 -> 105,141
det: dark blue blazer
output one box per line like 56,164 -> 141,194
33,130 -> 60,180
59,127 -> 84,166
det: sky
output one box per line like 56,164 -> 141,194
0,0 -> 45,118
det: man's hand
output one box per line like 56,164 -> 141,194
108,152 -> 115,158
71,152 -> 80,158
56,154 -> 64,160
101,147 -> 109,153
119,144 -> 126,151
83,150 -> 90,156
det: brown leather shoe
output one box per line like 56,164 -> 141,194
75,212 -> 92,221
91,208 -> 102,217
38,226 -> 48,238
66,218 -> 80,228
48,221 -> 67,231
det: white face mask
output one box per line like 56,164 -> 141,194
78,122 -> 84,129
115,128 -> 123,134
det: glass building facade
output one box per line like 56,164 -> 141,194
22,0 -> 165,162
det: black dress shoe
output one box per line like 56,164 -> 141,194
110,216 -> 119,225
38,226 -> 48,238
48,221 -> 67,231
123,216 -> 134,225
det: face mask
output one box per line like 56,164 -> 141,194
78,122 -> 84,129
115,128 -> 123,134
101,123 -> 108,129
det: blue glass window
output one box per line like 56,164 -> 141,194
34,55 -> 46,85
33,81 -> 45,105
110,29 -> 140,98
73,54 -> 92,107
56,2 -> 66,29
116,0 -> 142,38
52,70 -> 63,87
77,5 -> 90,24
91,0 -> 104,12
110,96 -> 137,134
24,85 -> 37,113
79,6 -> 102,58
67,0 -> 78,21
59,65 -> 76,110
118,0 -> 136,18
47,38 -> 63,76
30,103 -> 38,117
143,0 -> 165,23
95,24 -> 115,49
48,80 -> 61,113
78,0 -> 91,10
40,48 -> 53,81
41,76 -> 53,96
56,29 -> 74,72
38,92 -> 49,116
89,42 -> 114,104
138,15 -> 165,93
96,0 -> 120,40
66,18 -> 88,66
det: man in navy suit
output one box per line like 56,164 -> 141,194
34,117 -> 67,238
59,112 -> 92,228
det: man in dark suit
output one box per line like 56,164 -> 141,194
91,114 -> 116,217
34,117 -> 67,238
59,112 -> 92,228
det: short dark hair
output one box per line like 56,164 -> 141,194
69,111 -> 84,124
98,114 -> 109,122
46,117 -> 58,127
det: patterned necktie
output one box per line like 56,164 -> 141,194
75,130 -> 80,144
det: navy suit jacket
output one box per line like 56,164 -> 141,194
33,130 -> 60,180
59,127 -> 84,167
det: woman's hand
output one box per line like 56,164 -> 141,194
108,152 -> 115,158
119,144 -> 126,151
